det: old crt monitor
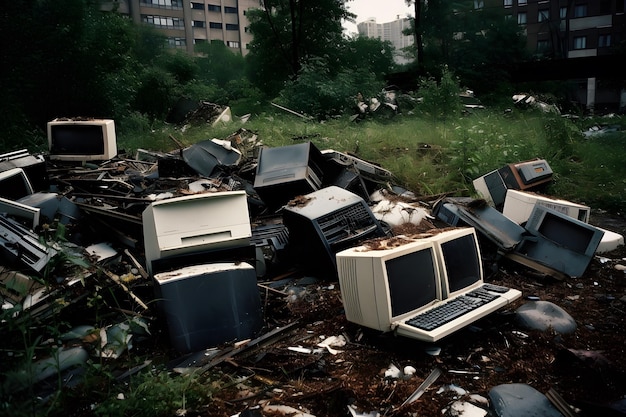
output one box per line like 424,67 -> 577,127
498,158 -> 552,191
513,205 -> 604,278
282,186 -> 385,278
0,149 -> 48,192
154,262 -> 263,353
47,118 -> 117,162
0,168 -> 34,200
472,169 -> 508,210
142,191 -> 252,275
503,190 -> 590,225
0,197 -> 40,229
336,228 -> 521,342
253,142 -> 325,210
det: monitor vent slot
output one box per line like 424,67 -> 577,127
251,224 -> 290,249
337,257 -> 362,323
317,204 -> 377,246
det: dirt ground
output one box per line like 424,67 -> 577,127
172,209 -> 626,417
6,209 -> 625,417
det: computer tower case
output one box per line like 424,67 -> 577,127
282,186 -> 386,278
154,262 -> 263,354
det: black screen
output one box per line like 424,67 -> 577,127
50,125 -> 105,155
0,171 -> 31,200
386,248 -> 438,317
440,234 -> 481,293
538,212 -> 594,254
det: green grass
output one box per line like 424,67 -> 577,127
116,109 -> 626,213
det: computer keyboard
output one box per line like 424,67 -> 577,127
481,283 -> 510,293
405,289 -> 500,331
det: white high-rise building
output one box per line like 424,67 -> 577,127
357,16 -> 414,64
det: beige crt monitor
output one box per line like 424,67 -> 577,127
503,190 -> 590,224
142,191 -> 252,275
47,118 -> 118,162
337,228 -> 522,342
336,236 -> 443,332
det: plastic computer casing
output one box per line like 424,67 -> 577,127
142,191 -> 251,275
47,118 -> 117,162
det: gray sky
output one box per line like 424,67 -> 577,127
343,0 -> 414,34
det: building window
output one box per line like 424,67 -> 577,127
192,20 -> 205,28
573,36 -> 586,49
560,7 -> 567,19
208,4 -> 221,12
141,0 -> 183,8
517,12 -> 527,24
474,0 -> 484,9
167,37 -> 186,47
225,23 -> 239,30
142,15 -> 184,29
209,22 -> 222,29
536,39 -> 550,53
574,4 -> 587,18
538,9 -> 549,22
518,0 -> 527,5
227,41 -> 240,48
504,0 -> 512,7
598,34 -> 611,47
505,14 -> 513,20
190,2 -> 204,10
224,6 -> 238,13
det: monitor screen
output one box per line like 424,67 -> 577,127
386,247 -> 438,317
49,125 -> 105,155
439,233 -> 481,294
0,168 -> 34,200
537,211 -> 596,254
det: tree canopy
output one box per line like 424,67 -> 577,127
245,0 -> 355,97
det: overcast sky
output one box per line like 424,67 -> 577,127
343,0 -> 415,35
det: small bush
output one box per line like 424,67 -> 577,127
278,58 -> 383,120
418,66 -> 462,121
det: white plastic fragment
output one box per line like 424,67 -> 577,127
384,363 -> 402,379
403,366 -> 417,376
317,335 -> 346,355
263,404 -> 316,417
443,400 -> 488,417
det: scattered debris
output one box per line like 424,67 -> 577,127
512,94 -> 560,114
0,117 -> 625,417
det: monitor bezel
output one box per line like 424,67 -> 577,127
0,167 -> 34,200
47,118 -> 118,162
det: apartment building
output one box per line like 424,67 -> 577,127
357,16 -> 415,65
498,0 -> 625,111
104,0 -> 261,56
